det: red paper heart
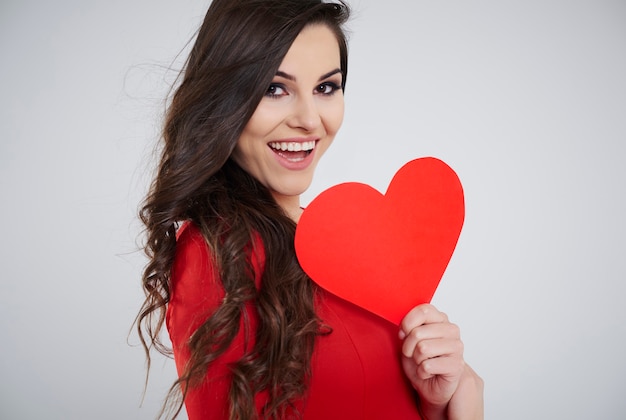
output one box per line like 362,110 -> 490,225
295,157 -> 464,325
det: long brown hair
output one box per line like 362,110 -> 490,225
135,0 -> 350,418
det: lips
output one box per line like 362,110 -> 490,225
268,139 -> 317,168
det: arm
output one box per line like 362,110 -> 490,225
166,223 -> 261,419
399,304 -> 484,420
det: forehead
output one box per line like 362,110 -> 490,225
278,24 -> 341,73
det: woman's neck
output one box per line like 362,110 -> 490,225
273,193 -> 303,223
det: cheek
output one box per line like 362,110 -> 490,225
243,103 -> 283,139
243,115 -> 268,139
323,101 -> 345,134
230,136 -> 250,169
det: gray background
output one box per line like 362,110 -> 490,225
1,0 -> 625,418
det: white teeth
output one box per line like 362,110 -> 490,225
269,141 -> 315,152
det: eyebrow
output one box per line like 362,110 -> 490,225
275,68 -> 343,82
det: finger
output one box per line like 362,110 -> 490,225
401,322 -> 460,358
407,336 -> 464,366
415,354 -> 465,381
399,304 -> 449,339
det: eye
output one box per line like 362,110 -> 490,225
316,81 -> 341,95
265,83 -> 287,98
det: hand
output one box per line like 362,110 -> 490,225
399,304 -> 483,419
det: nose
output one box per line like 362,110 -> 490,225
287,94 -> 322,132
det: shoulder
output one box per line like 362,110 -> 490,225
167,222 -> 223,341
171,221 -> 220,299
175,221 -> 265,280
176,221 -> 209,261
172,222 -> 218,286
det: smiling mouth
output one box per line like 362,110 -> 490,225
269,141 -> 316,162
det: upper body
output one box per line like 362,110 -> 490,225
136,0 -> 483,418
167,222 -> 422,419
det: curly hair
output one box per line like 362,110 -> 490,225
135,0 -> 350,418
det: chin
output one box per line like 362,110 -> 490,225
276,179 -> 313,197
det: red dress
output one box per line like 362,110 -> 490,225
166,223 -> 421,419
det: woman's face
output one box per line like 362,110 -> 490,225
232,23 -> 344,213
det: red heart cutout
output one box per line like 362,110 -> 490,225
295,157 -> 464,325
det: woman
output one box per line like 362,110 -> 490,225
136,0 -> 484,419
